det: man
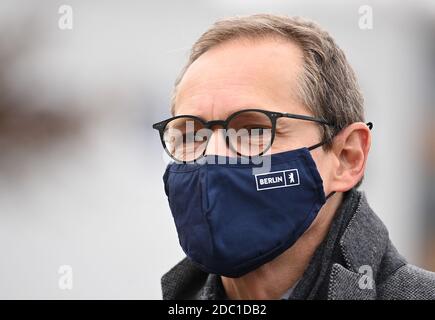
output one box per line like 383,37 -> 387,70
153,14 -> 435,299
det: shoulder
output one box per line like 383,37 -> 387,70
378,263 -> 435,300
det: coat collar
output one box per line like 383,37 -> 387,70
327,190 -> 391,299
288,189 -> 398,300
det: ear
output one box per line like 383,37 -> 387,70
330,122 -> 371,192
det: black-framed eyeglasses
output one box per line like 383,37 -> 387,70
152,108 -> 343,163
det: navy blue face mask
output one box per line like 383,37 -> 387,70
163,145 -> 333,278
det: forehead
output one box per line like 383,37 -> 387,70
174,37 -> 308,119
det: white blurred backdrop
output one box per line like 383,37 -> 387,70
0,0 -> 434,299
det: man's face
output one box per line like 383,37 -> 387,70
174,37 -> 335,195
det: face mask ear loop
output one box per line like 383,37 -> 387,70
326,191 -> 336,200
306,140 -> 336,201
307,141 -> 326,151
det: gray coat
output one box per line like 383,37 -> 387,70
161,189 -> 435,300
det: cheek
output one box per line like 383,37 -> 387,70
310,149 -> 333,192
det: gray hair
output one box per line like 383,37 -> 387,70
171,14 -> 365,150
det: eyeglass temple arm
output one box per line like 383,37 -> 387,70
281,113 -> 332,126
283,113 -> 374,130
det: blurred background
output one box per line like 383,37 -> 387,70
0,0 -> 434,299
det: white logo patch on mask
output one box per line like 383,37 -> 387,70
255,169 -> 300,191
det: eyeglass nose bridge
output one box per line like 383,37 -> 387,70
204,120 -> 228,130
